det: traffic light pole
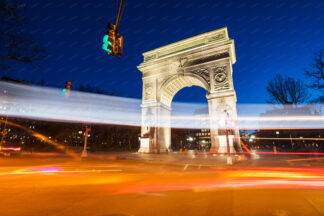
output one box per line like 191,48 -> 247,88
63,82 -> 92,158
115,0 -> 124,31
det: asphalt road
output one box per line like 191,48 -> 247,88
0,152 -> 323,216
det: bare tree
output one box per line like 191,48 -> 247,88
0,0 -> 46,69
266,74 -> 308,106
304,49 -> 324,91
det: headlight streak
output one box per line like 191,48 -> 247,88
0,119 -> 70,153
1,147 -> 21,151
254,137 -> 324,141
0,81 -> 323,129
114,167 -> 324,194
0,167 -> 122,176
115,178 -> 324,195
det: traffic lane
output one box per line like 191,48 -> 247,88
0,162 -> 323,196
0,159 -> 323,215
0,157 -> 323,188
1,185 -> 323,216
1,152 -> 324,169
97,152 -> 324,168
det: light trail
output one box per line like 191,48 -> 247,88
116,180 -> 324,194
0,119 -> 78,156
0,167 -> 122,176
239,140 -> 251,153
238,116 -> 324,121
286,157 -> 324,162
248,152 -> 324,155
206,151 -> 324,155
114,167 -> 324,194
254,137 -> 324,141
0,146 -> 21,151
0,81 -> 323,129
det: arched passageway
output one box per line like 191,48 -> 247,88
138,27 -> 242,153
171,86 -> 210,152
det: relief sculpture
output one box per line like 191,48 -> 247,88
214,66 -> 230,91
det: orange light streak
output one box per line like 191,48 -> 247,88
254,137 -> 324,141
0,119 -> 66,152
239,140 -> 251,153
207,151 -> 324,155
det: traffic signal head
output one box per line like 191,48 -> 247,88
102,35 -> 110,53
102,23 -> 123,58
107,23 -> 114,30
102,24 -> 116,54
62,81 -> 72,98
102,32 -> 115,54
116,35 -> 123,58
65,81 -> 71,89
62,88 -> 66,97
107,30 -> 115,54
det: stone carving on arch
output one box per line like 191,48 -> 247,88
189,68 -> 210,86
144,83 -> 154,100
213,66 -> 230,91
137,27 -> 242,153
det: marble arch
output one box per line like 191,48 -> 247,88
138,27 -> 242,153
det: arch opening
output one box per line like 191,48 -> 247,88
159,74 -> 210,107
170,86 -> 211,152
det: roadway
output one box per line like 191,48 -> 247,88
0,152 -> 323,216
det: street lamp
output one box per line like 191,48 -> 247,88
273,131 -> 279,153
224,110 -> 232,165
187,136 -> 194,142
81,127 -> 91,158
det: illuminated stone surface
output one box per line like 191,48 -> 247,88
138,27 -> 241,153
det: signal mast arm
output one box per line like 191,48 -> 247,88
115,0 -> 124,32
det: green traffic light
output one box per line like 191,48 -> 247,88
102,35 -> 112,53
103,35 -> 108,42
62,88 -> 66,96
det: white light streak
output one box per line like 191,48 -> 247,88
0,81 -> 323,129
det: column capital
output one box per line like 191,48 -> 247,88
206,90 -> 236,100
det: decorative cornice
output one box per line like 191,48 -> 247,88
141,27 -> 232,64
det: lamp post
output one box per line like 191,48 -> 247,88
81,127 -> 91,157
275,131 -> 279,153
224,110 -> 232,165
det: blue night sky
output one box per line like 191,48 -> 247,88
3,0 -> 324,104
